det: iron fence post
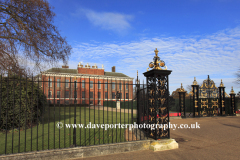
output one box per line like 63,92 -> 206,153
229,87 -> 236,116
73,81 -> 76,146
178,83 -> 186,118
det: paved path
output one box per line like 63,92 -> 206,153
72,116 -> 240,160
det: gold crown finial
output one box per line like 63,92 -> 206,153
179,83 -> 185,92
219,79 -> 224,87
137,70 -> 138,76
154,48 -> 159,57
147,48 -> 167,71
230,86 -> 235,94
192,77 -> 198,85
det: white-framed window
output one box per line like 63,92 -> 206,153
57,79 -> 61,87
112,92 -> 115,99
105,92 -> 108,99
126,93 -> 129,99
90,81 -> 93,89
65,91 -> 69,98
98,81 -> 101,89
105,82 -> 108,89
112,82 -> 115,90
65,79 -> 69,88
98,92 -> 101,98
82,80 -> 85,88
126,83 -> 128,90
119,83 -> 122,90
82,91 -> 85,98
90,92 -> 93,98
48,79 -> 52,87
57,91 -> 60,98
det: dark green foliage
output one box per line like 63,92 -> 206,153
0,75 -> 47,131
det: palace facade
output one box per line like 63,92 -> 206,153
40,63 -> 134,105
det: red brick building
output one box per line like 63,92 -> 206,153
40,63 -> 134,105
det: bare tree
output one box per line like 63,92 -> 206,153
0,0 -> 71,76
186,85 -> 192,94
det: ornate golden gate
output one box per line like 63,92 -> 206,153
193,75 -> 226,117
180,75 -> 227,118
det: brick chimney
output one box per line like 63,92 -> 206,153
62,65 -> 69,68
112,66 -> 115,72
77,63 -> 104,75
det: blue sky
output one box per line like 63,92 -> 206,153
45,0 -> 240,94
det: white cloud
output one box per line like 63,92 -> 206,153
69,26 -> 240,94
75,8 -> 133,33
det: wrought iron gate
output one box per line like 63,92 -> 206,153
178,75 -> 236,118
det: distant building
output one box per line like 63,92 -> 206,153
40,63 -> 134,105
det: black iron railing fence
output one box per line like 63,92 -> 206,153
0,74 -> 148,155
1,73 -> 239,155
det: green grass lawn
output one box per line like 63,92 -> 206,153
0,106 -> 137,155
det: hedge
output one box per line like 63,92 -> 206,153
0,76 -> 47,131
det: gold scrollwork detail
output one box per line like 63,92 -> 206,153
195,100 -> 198,108
160,98 -> 165,104
159,107 -> 167,113
150,89 -> 154,95
158,89 -> 165,95
201,99 -> 208,108
212,99 -> 218,109
159,79 -> 165,86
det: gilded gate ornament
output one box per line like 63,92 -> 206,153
219,79 -> 224,87
230,86 -> 235,94
179,83 -> 185,92
192,77 -> 198,85
147,48 -> 167,71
